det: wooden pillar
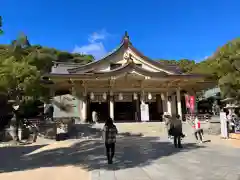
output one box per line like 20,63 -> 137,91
135,93 -> 141,121
161,92 -> 167,113
171,94 -> 177,116
176,88 -> 182,120
156,94 -> 163,120
167,92 -> 172,115
78,93 -> 87,122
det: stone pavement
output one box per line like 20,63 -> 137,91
0,139 -> 90,180
207,134 -> 240,149
0,123 -> 240,180
90,135 -> 240,180
92,122 -> 165,137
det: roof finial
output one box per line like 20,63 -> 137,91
122,31 -> 130,48
124,31 -> 129,40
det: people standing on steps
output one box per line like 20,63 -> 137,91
102,117 -> 118,164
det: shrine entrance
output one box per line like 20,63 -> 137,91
147,102 -> 159,121
89,102 -> 109,122
114,102 -> 135,122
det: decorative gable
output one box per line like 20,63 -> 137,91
62,32 -> 182,75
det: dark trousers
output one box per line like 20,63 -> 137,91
173,135 -> 182,148
194,129 -> 203,141
105,143 -> 115,162
167,128 -> 171,138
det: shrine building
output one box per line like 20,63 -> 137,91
42,32 -> 214,122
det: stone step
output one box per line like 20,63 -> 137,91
229,133 -> 240,140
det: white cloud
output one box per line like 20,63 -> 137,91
73,29 -> 109,60
203,56 -> 209,60
88,29 -> 109,43
196,54 -> 212,62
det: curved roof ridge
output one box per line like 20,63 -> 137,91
68,43 -> 124,73
128,44 -> 181,74
67,32 -> 182,74
89,61 -> 169,77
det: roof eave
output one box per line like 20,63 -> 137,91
43,62 -> 211,81
68,43 -> 125,74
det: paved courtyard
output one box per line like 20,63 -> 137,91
0,124 -> 239,180
90,136 -> 240,180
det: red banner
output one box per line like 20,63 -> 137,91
189,96 -> 195,113
185,95 -> 195,114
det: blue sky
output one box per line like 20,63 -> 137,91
1,0 -> 240,61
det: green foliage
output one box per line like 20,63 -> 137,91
0,57 -> 40,97
158,59 -> 196,73
157,38 -> 240,100
0,33 -> 94,102
210,38 -> 240,99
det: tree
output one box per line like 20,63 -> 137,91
177,59 -> 196,73
0,56 -> 40,100
0,33 -> 94,99
158,59 -> 196,73
209,38 -> 240,99
0,34 -> 51,100
0,30 -> 94,139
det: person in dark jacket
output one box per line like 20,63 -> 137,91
44,101 -> 54,121
171,114 -> 183,148
11,104 -> 22,142
102,117 -> 118,164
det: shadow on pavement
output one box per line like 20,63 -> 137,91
68,123 -> 143,139
0,135 -> 205,173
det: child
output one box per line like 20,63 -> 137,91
193,116 -> 204,143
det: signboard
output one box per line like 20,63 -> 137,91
140,103 -> 149,122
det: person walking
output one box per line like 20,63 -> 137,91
11,103 -> 22,142
163,112 -> 173,140
92,111 -> 98,124
220,109 -> 229,139
193,116 -> 204,143
102,117 -> 118,164
44,100 -> 54,122
171,114 -> 183,148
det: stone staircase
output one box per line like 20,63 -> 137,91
92,122 -> 166,137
